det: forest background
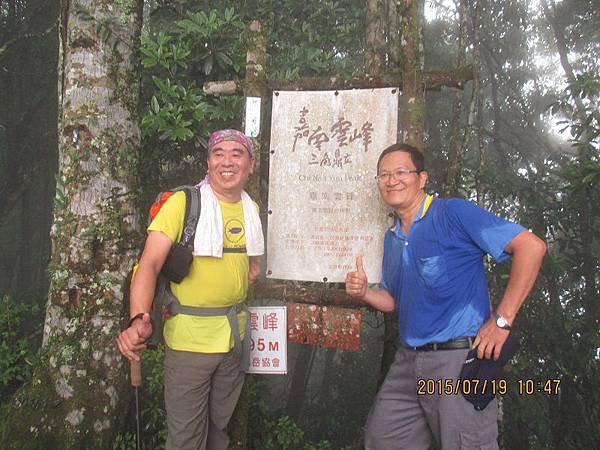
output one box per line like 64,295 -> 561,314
0,0 -> 598,449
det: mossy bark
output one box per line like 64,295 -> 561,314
242,19 -> 268,201
2,0 -> 143,448
203,67 -> 474,96
399,0 -> 425,150
366,0 -> 385,77
444,0 -> 468,197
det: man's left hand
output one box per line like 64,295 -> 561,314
473,318 -> 510,360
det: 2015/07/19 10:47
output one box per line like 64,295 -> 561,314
416,378 -> 561,396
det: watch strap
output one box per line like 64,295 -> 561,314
128,312 -> 146,328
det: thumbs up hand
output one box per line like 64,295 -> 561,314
346,256 -> 368,299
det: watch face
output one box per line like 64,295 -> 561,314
497,316 -> 508,328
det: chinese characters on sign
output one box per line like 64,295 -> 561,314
267,88 -> 399,282
247,306 -> 287,374
283,225 -> 374,262
292,109 -> 374,168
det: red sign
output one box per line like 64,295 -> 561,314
287,303 -> 361,351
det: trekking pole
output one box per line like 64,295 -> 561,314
130,359 -> 142,450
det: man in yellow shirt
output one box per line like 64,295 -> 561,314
117,129 -> 262,450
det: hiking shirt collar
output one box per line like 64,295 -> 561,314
391,194 -> 434,238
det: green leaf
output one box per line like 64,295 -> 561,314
192,108 -> 205,122
151,96 -> 160,114
142,57 -> 158,68
214,51 -> 233,68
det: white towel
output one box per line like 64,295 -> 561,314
193,183 -> 264,257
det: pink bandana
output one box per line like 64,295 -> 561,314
208,129 -> 254,157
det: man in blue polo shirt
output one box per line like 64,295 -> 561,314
345,143 -> 546,450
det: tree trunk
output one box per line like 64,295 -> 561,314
378,313 -> 397,388
444,0 -> 468,197
317,348 -> 337,406
463,0 -> 484,203
366,0 -> 385,77
377,0 -> 425,387
228,19 -> 268,450
2,0 -> 143,448
468,0 -> 489,204
378,0 -> 426,386
542,2 -> 600,443
542,0 -> 598,327
399,0 -> 425,150
286,346 -> 316,420
385,0 -> 401,69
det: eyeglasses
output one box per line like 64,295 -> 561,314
375,168 -> 420,183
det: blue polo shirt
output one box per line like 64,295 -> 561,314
381,195 -> 524,347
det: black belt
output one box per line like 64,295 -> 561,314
408,336 -> 474,352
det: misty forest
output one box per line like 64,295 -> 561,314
0,0 -> 598,449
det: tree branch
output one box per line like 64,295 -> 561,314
251,280 -> 365,309
203,66 -> 474,96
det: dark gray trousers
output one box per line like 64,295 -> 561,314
365,346 -> 499,450
164,348 -> 244,450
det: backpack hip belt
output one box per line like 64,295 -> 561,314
164,288 -> 251,371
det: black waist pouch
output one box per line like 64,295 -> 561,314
161,243 -> 193,283
459,333 -> 520,410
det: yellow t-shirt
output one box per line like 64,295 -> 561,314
147,190 -> 249,353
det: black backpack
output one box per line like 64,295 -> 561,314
125,185 -> 201,346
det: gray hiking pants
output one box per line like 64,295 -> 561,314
365,346 -> 499,450
165,347 -> 244,450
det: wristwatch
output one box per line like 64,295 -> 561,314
494,313 -> 512,330
127,312 -> 155,331
128,312 -> 146,328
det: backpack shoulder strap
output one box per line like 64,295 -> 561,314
179,186 -> 201,248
